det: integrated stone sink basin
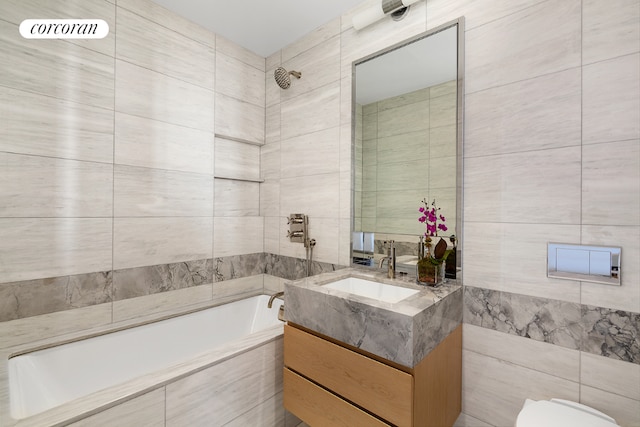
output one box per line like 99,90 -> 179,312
323,277 -> 419,303
285,268 -> 462,367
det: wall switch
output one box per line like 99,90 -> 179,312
556,248 -> 590,275
589,250 -> 611,276
547,243 -> 621,286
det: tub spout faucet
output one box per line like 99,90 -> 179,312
267,291 -> 284,308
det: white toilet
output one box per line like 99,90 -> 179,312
516,398 -> 620,427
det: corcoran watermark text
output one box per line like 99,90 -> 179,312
19,19 -> 109,39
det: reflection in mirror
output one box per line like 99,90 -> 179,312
351,21 -> 463,279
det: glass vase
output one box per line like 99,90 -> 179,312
416,257 -> 444,286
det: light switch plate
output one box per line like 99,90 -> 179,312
547,243 -> 621,286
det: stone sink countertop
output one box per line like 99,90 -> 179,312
284,267 -> 462,369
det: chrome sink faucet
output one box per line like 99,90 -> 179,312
378,240 -> 396,279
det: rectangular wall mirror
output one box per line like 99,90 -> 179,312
351,19 -> 464,279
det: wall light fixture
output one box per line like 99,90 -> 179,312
352,0 -> 423,31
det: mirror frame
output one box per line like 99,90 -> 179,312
350,17 -> 465,279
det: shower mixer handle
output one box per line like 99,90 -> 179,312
287,213 -> 307,243
285,213 -> 316,278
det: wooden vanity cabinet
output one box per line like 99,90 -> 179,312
283,324 -> 461,427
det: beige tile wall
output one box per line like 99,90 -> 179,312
452,0 -> 640,311
271,26 -> 342,261
425,0 -> 639,425
265,0 -> 640,425
264,1 -> 428,267
0,0 -> 264,316
463,325 -> 640,427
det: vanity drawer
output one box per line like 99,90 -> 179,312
284,324 -> 413,426
284,368 -> 391,427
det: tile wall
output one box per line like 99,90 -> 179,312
265,0 -> 640,425
0,0 -> 269,322
263,0 -> 430,270
438,0 -> 639,424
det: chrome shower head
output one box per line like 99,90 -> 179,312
274,67 -> 301,89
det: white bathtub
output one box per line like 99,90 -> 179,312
8,295 -> 284,421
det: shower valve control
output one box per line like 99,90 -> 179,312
287,214 -> 307,244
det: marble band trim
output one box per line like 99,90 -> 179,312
0,253 -> 345,322
0,272 -> 112,322
582,305 -> 640,364
264,252 -> 344,281
114,259 -> 213,301
213,253 -> 266,282
464,286 -> 640,364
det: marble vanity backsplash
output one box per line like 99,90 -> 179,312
0,253 -> 344,322
464,286 -> 640,364
374,239 -> 419,257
